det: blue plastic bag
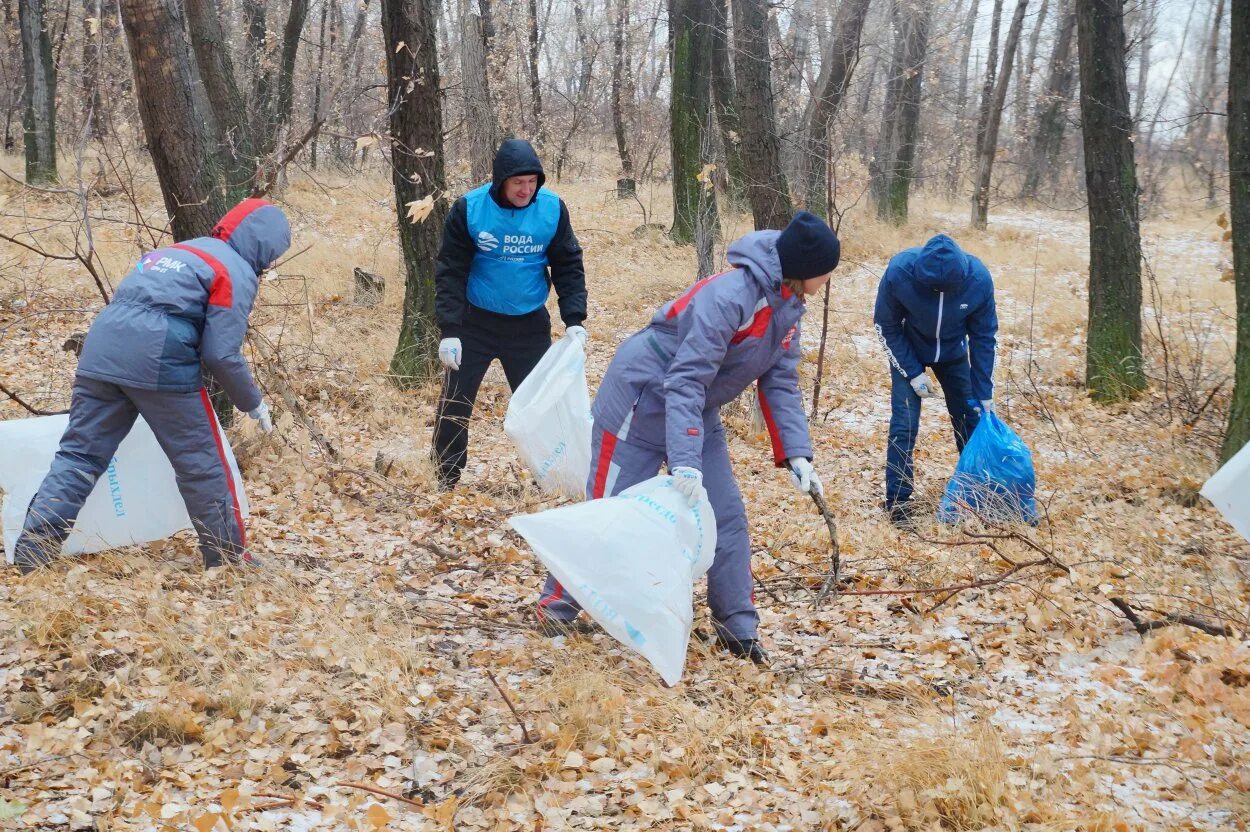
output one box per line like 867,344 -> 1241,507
938,409 -> 1039,525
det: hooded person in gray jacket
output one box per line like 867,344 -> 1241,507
12,198 -> 291,574
537,211 -> 841,664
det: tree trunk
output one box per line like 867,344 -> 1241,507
1020,0 -> 1076,199
945,0 -> 981,194
611,0 -> 635,179
731,0 -> 793,230
799,0 -> 871,216
184,0 -> 252,179
871,0 -> 930,225
381,0 -> 448,386
462,9 -> 497,182
669,0 -> 717,244
710,0 -> 745,206
1222,0 -> 1250,462
1131,0 -> 1154,127
19,0 -> 58,184
526,0 -> 544,146
267,0 -> 310,159
1076,0 -> 1145,401
310,0 -> 327,169
81,0 -> 106,140
119,0 -> 231,241
972,0 -> 1029,229
974,0 -> 1005,166
1014,0 -> 1048,143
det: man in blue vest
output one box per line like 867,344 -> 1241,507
873,234 -> 998,527
433,139 -> 588,489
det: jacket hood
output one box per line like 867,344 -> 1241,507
490,139 -> 546,207
210,198 -> 291,274
913,233 -> 969,292
726,230 -> 787,302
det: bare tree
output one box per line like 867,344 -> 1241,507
669,0 -> 717,244
1013,0 -> 1049,144
611,0 -> 635,184
1020,0 -> 1075,200
19,0 -> 58,184
732,0 -> 794,229
971,0 -> 1028,229
382,0 -> 448,385
1076,0 -> 1145,401
870,0 -> 930,225
799,0 -> 872,215
710,0 -> 745,205
945,0 -> 980,194
526,0 -> 545,145
462,6 -> 498,181
1222,0 -> 1249,462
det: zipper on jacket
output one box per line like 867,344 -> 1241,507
934,292 -> 945,362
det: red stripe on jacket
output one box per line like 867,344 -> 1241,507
172,243 -> 233,309
730,305 -> 774,344
756,383 -> 788,466
211,198 -> 270,243
199,388 -> 247,549
665,269 -> 733,319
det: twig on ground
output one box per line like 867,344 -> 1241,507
810,490 -> 842,608
487,673 -> 534,745
1109,596 -> 1234,637
0,379 -> 68,416
337,781 -> 424,809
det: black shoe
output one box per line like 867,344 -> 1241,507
887,500 -> 924,529
536,615 -> 598,638
717,633 -> 769,666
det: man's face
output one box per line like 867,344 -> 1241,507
503,174 -> 539,207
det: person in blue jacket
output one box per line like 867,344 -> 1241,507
873,234 -> 998,527
13,198 -> 289,573
433,139 -> 588,489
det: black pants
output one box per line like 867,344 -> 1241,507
433,305 -> 552,487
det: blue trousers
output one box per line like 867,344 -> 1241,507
13,377 -> 247,571
886,358 -> 981,507
538,414 -> 758,641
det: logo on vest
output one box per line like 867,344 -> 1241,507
476,231 -> 500,252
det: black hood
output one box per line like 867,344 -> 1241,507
490,139 -> 546,208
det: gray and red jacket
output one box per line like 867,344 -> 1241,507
78,199 -> 291,412
592,230 -> 813,471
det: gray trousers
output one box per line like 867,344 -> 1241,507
13,377 -> 247,572
538,415 -> 758,640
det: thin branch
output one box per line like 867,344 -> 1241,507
337,781 -> 424,809
487,673 -> 534,745
1109,596 -> 1234,638
252,118 -> 326,198
0,380 -> 68,416
810,490 -> 842,607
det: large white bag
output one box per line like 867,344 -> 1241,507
509,475 -> 717,686
1202,441 -> 1250,543
504,336 -> 593,499
0,414 -> 249,563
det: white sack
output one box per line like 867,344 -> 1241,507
504,335 -> 593,499
0,414 -> 248,563
509,475 -> 716,686
1201,440 -> 1250,543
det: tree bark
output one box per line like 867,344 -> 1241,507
972,0 -> 1029,229
119,0 -> 231,241
310,0 -> 327,169
1014,0 -> 1049,143
1020,0 -> 1075,199
731,0 -> 794,230
526,0 -> 544,145
945,0 -> 981,194
710,0 -> 745,206
81,0 -> 106,140
381,0 -> 448,386
462,9 -> 497,182
1221,0 -> 1250,462
611,0 -> 635,179
1131,0 -> 1154,127
1076,0 -> 1145,401
267,0 -> 311,159
669,0 -> 717,244
871,0 -> 930,225
19,0 -> 58,184
184,0 -> 252,180
973,0 -> 1005,166
799,0 -> 871,216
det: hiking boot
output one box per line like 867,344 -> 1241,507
536,615 -> 598,638
717,633 -> 769,666
887,500 -> 925,529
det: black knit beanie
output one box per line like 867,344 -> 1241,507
776,211 -> 841,281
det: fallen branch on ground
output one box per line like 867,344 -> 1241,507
488,673 -> 534,745
810,490 -> 842,608
1109,596 -> 1234,638
337,781 -> 424,809
0,379 -> 67,416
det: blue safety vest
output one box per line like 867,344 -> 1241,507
464,183 -> 560,315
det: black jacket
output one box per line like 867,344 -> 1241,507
435,139 -> 588,337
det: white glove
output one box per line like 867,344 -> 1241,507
669,466 -> 706,508
438,337 -> 462,371
566,325 -> 587,346
979,399 -> 995,414
787,457 -> 824,496
248,400 -> 274,434
910,374 -> 936,398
